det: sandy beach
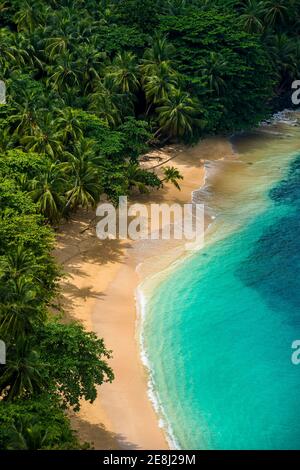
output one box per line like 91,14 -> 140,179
53,136 -> 235,450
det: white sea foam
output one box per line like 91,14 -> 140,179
261,109 -> 299,127
135,285 -> 180,450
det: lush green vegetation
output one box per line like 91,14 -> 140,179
1,0 -> 299,218
0,152 -> 114,447
0,0 -> 299,449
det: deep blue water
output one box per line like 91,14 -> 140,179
144,148 -> 300,449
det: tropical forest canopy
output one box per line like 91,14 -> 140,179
0,0 -> 299,449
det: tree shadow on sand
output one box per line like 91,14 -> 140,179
70,413 -> 139,450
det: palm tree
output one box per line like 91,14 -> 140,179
262,0 -> 290,28
88,81 -> 123,128
10,98 -> 38,136
13,1 -> 46,33
140,36 -> 176,77
201,52 -> 228,96
11,32 -> 34,69
0,245 -> 37,282
29,163 -> 65,223
21,114 -> 63,159
64,141 -> 102,210
0,340 -> 46,400
107,52 -> 140,94
143,62 -> 178,107
55,107 -> 83,144
46,52 -> 80,92
65,164 -> 102,210
0,276 -> 44,340
265,33 -> 298,87
15,174 -> 31,193
161,166 -> 183,190
240,0 -> 264,33
125,163 -> 152,193
156,90 -> 201,138
44,34 -> 71,59
5,417 -> 50,450
64,138 -> 99,164
0,29 -> 18,73
75,43 -> 107,93
140,36 -> 179,113
164,0 -> 188,15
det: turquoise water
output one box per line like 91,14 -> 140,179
143,130 -> 300,449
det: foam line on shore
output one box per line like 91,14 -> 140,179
133,154 -> 226,449
135,285 -> 180,450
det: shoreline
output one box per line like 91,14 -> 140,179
54,137 -> 236,450
134,114 -> 300,450
135,152 -> 236,450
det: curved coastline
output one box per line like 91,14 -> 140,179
54,113 -> 300,449
135,150 -> 234,450
55,136 -> 235,449
138,111 -> 300,450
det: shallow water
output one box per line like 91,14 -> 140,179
142,116 -> 300,449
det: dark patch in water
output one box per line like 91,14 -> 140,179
270,155 -> 300,205
236,154 -> 300,322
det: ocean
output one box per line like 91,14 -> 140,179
140,113 -> 300,449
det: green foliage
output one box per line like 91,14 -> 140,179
114,0 -> 163,33
35,320 -> 114,411
0,340 -> 46,400
162,166 -> 184,190
101,160 -> 161,205
0,150 -> 48,179
117,117 -> 152,161
0,0 -> 298,450
0,179 -> 37,215
159,9 -> 276,131
156,90 -> 202,138
0,150 -> 114,450
92,25 -> 148,55
0,214 -> 52,255
0,397 -> 80,449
